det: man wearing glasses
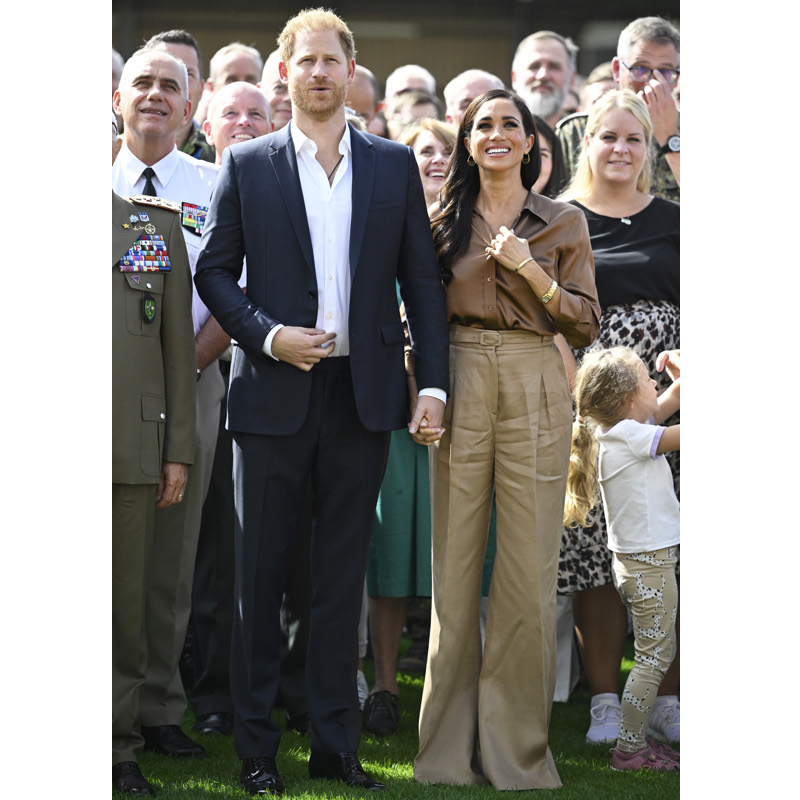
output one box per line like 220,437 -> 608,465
557,16 -> 680,202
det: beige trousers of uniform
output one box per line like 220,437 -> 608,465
415,326 -> 571,790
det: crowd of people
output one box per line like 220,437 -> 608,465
112,7 -> 680,796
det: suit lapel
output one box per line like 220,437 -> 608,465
348,126 -> 375,280
267,126 -> 316,276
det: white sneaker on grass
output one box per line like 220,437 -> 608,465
586,692 -> 621,744
647,695 -> 680,742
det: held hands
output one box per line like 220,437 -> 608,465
272,326 -> 336,371
156,462 -> 189,509
408,395 -> 445,446
485,226 -> 536,273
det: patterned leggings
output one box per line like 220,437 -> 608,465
612,546 -> 678,752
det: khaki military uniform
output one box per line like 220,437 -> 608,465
112,191 -> 196,765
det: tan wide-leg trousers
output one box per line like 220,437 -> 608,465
415,326 -> 571,790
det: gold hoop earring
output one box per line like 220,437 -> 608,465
467,155 -> 475,166
522,153 -> 530,164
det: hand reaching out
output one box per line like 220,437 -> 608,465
656,349 -> 681,381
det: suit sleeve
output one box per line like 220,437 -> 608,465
395,147 -> 449,394
161,210 -> 197,465
194,147 -> 281,351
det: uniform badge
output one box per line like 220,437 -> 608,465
129,215 -> 139,223
143,291 -> 156,323
138,211 -> 150,222
119,233 -> 171,272
182,202 -> 208,236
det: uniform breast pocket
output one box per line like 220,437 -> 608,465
124,273 -> 165,336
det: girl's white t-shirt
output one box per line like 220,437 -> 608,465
596,418 -> 680,554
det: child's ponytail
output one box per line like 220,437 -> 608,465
563,416 -> 599,528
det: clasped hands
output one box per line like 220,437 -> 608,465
406,374 -> 445,446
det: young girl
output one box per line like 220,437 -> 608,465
564,346 -> 680,773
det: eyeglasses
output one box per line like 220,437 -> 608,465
621,60 -> 680,86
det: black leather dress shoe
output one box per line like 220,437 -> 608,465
113,761 -> 156,796
241,757 -> 284,796
141,725 -> 206,758
308,752 -> 385,791
192,711 -> 234,735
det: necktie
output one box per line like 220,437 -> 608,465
141,167 -> 158,197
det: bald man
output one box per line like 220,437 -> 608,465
443,68 -> 504,128
260,49 -> 292,131
204,81 -> 273,164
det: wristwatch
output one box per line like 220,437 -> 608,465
659,134 -> 680,155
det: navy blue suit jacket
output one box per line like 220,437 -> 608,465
194,123 -> 449,436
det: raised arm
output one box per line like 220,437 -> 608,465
654,376 -> 680,424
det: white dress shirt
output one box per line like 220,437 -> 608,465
112,144 -> 224,335
263,122 -> 446,406
264,122 -> 353,358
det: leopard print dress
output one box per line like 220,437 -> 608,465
557,299 -> 680,594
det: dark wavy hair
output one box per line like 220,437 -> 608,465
430,89 -> 541,283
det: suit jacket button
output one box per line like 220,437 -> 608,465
308,291 -> 317,300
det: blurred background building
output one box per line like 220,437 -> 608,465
112,0 -> 679,99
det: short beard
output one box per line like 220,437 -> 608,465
290,80 -> 347,122
520,82 -> 568,121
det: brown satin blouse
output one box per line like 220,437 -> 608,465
445,190 -> 600,349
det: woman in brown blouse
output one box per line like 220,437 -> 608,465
414,89 -> 600,791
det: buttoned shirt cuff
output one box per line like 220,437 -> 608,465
262,324 -> 284,360
418,387 -> 447,405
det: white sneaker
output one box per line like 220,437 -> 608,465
357,670 -> 369,711
586,693 -> 621,744
647,696 -> 680,742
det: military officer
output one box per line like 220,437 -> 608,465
112,108 -> 197,799
112,47 -> 231,761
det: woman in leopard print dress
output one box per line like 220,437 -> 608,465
557,90 -> 680,744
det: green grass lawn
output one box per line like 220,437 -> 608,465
118,641 -> 678,798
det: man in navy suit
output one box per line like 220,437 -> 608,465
194,8 -> 449,796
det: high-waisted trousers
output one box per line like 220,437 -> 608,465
415,326 -> 571,790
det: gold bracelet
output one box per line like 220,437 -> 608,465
515,256 -> 534,274
539,280 -> 558,304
